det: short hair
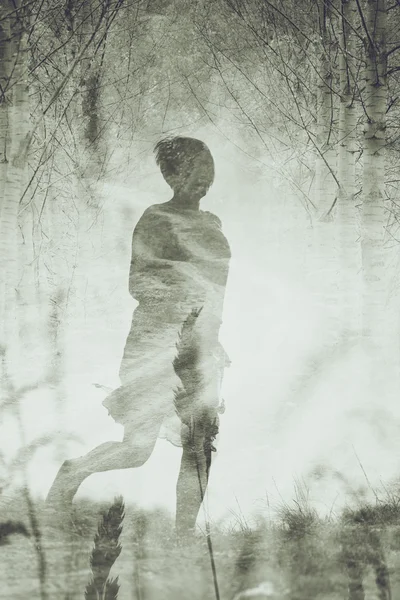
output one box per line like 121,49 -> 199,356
154,136 -> 215,192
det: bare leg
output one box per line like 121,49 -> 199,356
175,357 -> 224,541
46,418 -> 163,508
176,439 -> 209,540
175,413 -> 218,541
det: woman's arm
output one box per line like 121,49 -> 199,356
128,205 -> 231,307
128,206 -> 189,302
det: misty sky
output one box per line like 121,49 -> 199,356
3,124 -> 400,525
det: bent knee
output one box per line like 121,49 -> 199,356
123,418 -> 163,465
128,443 -> 154,467
123,433 -> 157,467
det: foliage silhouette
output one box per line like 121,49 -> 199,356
84,496 -> 125,600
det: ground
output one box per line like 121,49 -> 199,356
2,491 -> 400,599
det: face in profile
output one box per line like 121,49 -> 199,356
176,154 -> 214,199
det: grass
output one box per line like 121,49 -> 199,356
84,496 -> 124,599
2,486 -> 400,599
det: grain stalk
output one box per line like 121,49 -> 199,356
84,496 -> 125,600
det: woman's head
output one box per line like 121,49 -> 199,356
154,136 -> 215,200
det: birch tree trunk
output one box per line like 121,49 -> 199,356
75,0 -> 109,194
0,1 -> 30,384
315,15 -> 337,220
361,0 -> 388,350
312,1 -> 340,342
336,0 -> 360,339
0,7 -> 12,355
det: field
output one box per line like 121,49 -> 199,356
2,490 -> 400,599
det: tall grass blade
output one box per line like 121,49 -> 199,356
85,496 -> 125,600
104,577 -> 120,600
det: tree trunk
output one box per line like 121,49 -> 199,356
0,1 -> 30,383
0,6 -> 12,352
361,0 -> 387,349
312,1 -> 340,342
76,0 -> 108,191
315,41 -> 337,219
0,5 -> 11,202
336,0 -> 360,339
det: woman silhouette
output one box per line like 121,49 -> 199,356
47,137 -> 231,538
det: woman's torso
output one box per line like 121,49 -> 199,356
129,201 -> 231,330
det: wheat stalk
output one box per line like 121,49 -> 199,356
85,496 -> 125,600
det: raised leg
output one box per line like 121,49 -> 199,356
46,418 -> 163,508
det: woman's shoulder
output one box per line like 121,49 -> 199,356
200,210 -> 222,229
141,202 -> 169,220
136,203 -> 172,232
